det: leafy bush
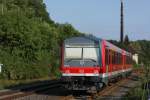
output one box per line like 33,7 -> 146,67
0,0 -> 81,80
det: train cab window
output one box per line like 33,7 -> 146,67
64,47 -> 101,67
83,48 -> 100,66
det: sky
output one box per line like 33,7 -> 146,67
44,0 -> 150,41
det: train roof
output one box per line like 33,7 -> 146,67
64,36 -> 101,47
104,40 -> 122,53
103,40 -> 131,55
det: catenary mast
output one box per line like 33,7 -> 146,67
120,0 -> 124,43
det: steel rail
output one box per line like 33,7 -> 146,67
0,80 -> 60,100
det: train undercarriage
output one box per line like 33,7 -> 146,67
61,71 -> 132,93
61,76 -> 105,93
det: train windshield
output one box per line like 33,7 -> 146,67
64,47 -> 101,67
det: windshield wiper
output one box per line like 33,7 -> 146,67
66,58 -> 81,63
84,58 -> 97,62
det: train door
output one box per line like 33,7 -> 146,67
122,52 -> 126,77
106,49 -> 112,80
109,50 -> 112,79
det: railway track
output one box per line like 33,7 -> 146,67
96,73 -> 139,99
0,80 -> 61,100
98,78 -> 129,96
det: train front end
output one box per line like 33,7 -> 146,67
60,37 -> 103,91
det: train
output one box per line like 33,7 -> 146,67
60,36 -> 133,92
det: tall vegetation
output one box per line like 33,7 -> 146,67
129,40 -> 150,65
0,0 -> 81,80
109,38 -> 150,65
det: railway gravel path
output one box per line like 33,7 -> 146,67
15,75 -> 139,100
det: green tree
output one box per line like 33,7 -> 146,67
0,0 -> 82,79
124,34 -> 129,45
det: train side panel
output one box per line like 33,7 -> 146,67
102,40 -> 133,85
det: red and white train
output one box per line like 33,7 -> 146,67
60,36 -> 132,92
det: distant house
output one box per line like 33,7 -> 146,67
132,54 -> 138,64
0,64 -> 3,73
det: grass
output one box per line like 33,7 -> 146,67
126,66 -> 150,100
126,83 -> 149,100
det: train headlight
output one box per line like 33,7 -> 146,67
94,70 -> 99,74
65,70 -> 70,73
79,69 -> 84,73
